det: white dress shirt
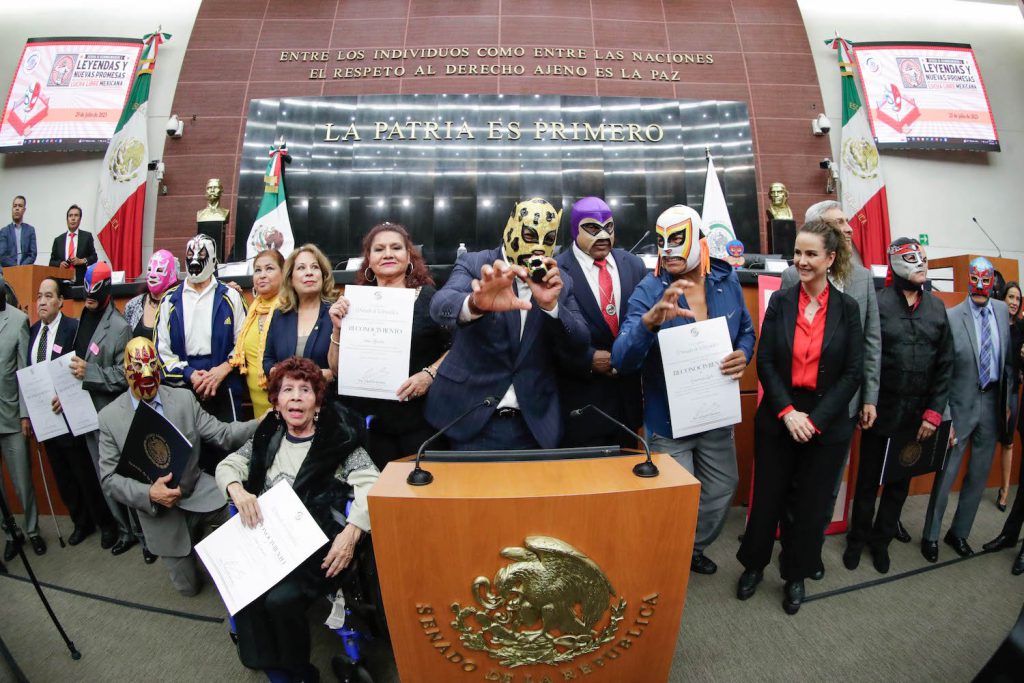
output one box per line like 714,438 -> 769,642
571,243 -> 621,323
30,313 -> 62,364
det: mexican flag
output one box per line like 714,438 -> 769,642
95,31 -> 169,280
244,143 -> 294,267
829,38 -> 891,267
700,152 -> 736,259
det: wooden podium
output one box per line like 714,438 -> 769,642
929,254 -> 1018,293
3,264 -> 68,324
368,452 -> 699,683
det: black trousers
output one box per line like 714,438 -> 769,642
367,424 -> 436,471
738,429 -> 850,581
235,572 -> 320,677
44,434 -> 114,531
847,430 -> 911,550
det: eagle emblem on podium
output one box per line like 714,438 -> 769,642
451,536 -> 626,668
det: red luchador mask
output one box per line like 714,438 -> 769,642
125,337 -> 161,402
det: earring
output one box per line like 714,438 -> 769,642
313,410 -> 320,425
364,267 -> 376,282
273,409 -> 281,421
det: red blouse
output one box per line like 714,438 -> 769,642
778,285 -> 829,430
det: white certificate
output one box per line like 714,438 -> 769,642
336,284 -> 415,401
16,363 -> 68,441
47,354 -> 99,436
196,481 -> 329,616
659,316 -> 742,439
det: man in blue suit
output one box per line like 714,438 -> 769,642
426,198 -> 590,451
0,195 -> 38,267
556,197 -> 647,448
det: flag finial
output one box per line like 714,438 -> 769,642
704,145 -> 711,160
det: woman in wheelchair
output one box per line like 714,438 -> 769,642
216,356 -> 380,682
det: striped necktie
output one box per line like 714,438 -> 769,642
978,306 -> 993,388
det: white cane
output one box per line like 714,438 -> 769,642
33,441 -> 66,548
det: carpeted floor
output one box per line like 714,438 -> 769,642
1,488 -> 1021,682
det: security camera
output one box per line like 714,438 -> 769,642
166,114 -> 183,138
811,113 -> 832,136
819,158 -> 833,170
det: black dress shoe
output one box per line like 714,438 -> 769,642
3,537 -> 22,561
142,546 -> 158,564
1012,549 -> 1024,576
111,537 -> 138,556
870,546 -> 890,574
736,569 -> 763,600
810,566 -> 825,581
983,534 -> 1017,552
29,535 -> 46,556
943,532 -> 974,558
921,540 -> 938,563
99,528 -> 117,550
843,543 -> 863,570
782,580 -> 805,615
67,526 -> 94,546
691,552 -> 718,575
895,520 -> 912,544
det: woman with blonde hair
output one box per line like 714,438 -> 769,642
263,244 -> 336,383
228,249 -> 285,417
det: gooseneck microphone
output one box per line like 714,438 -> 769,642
570,404 -> 659,478
629,231 -> 652,254
407,396 -> 499,486
972,217 -> 1002,259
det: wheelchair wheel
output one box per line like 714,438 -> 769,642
331,653 -> 373,683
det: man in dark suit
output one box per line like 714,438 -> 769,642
426,198 -> 590,451
922,256 -> 1016,561
556,197 -> 646,448
29,277 -> 115,546
48,204 -> 97,285
0,195 -> 37,267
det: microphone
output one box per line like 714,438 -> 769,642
570,404 -> 658,478
407,396 -> 499,486
628,231 -> 651,254
972,217 -> 1002,259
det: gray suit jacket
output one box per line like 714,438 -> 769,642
945,297 -> 1014,436
0,306 -> 29,433
97,386 -> 258,557
79,306 -> 132,413
781,264 -> 881,416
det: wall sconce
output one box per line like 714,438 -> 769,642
819,158 -> 838,193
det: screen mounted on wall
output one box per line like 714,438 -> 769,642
0,36 -> 143,153
235,94 -> 758,265
851,41 -> 999,152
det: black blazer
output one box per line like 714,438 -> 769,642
28,315 -> 79,364
755,282 -> 864,444
48,230 -> 98,284
556,246 -> 647,433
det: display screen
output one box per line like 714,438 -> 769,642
851,41 -> 999,152
0,37 -> 143,153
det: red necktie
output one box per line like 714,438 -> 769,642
67,232 -> 75,261
594,259 -> 619,336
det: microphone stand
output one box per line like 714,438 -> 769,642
571,404 -> 659,478
971,217 -> 1002,259
407,397 -> 497,486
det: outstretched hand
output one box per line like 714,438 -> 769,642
642,280 -> 696,331
469,260 -> 531,314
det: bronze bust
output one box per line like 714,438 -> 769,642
766,182 -> 793,221
196,178 -> 230,223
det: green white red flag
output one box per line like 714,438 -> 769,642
95,30 -> 170,280
700,151 -> 737,259
244,143 -> 294,266
828,37 -> 891,267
